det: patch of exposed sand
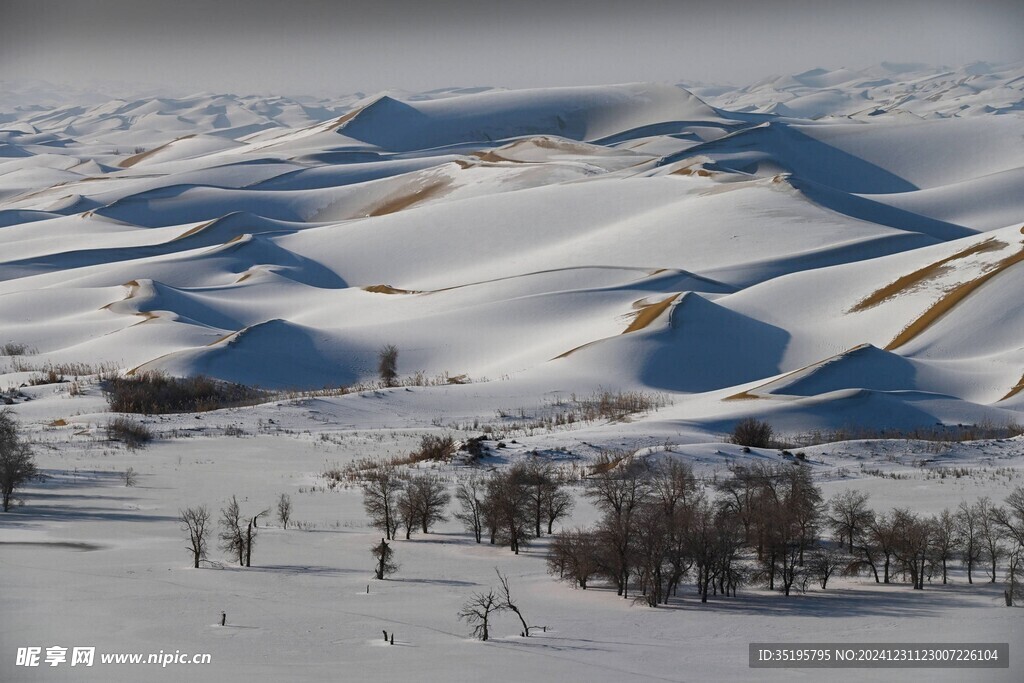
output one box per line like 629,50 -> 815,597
851,237 -> 1006,313
723,344 -> 871,401
328,106 -> 364,132
119,134 -> 196,168
362,284 -> 423,295
552,292 -> 681,360
170,218 -> 218,243
1000,374 -> 1024,402
886,244 -> 1024,350
366,179 -> 450,217
622,293 -> 680,334
473,136 -> 622,164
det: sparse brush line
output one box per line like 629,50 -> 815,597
849,237 -> 1005,313
786,419 -> 1024,446
886,244 -> 1024,350
0,343 -> 37,357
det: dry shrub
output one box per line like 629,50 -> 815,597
107,416 -> 153,449
590,450 -> 632,476
104,371 -> 265,414
730,418 -> 775,448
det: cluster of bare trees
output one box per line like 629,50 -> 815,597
456,461 -> 574,554
548,457 -> 746,605
362,460 -> 574,554
547,454 -> 1024,606
362,467 -> 451,541
400,475 -> 450,539
834,488 -> 1024,600
179,493 -> 291,568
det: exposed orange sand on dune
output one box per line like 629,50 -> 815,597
120,134 -> 196,168
552,339 -> 601,360
362,284 -> 423,294
328,106 -> 364,131
622,293 -> 680,334
99,280 -> 155,322
473,136 -> 612,164
723,344 -> 870,401
1000,374 -> 1024,402
367,179 -> 450,216
886,244 -> 1024,350
553,292 -> 681,360
170,218 -> 218,243
850,237 -> 1006,313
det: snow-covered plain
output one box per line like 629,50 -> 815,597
2,64 -> 1024,681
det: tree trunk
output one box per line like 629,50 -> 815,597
245,520 -> 253,567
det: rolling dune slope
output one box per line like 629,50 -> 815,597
2,70 -> 1023,431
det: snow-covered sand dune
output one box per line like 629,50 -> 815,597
2,68 -> 1024,432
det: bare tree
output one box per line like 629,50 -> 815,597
929,509 -> 958,585
219,496 -> 245,566
179,506 -> 212,568
975,497 -> 1004,583
992,487 -> 1024,603
808,546 -> 847,589
543,483 -> 575,535
0,408 -> 37,512
371,538 -> 399,579
362,467 -> 403,540
991,487 -> 1024,552
956,500 -> 982,584
496,569 -> 531,636
245,509 -> 269,567
378,344 -> 399,387
547,528 -> 600,589
454,477 -> 486,543
124,467 -> 137,487
585,455 -> 650,596
485,466 -> 534,554
458,589 -> 503,641
891,508 -> 932,590
522,460 -> 548,538
632,499 -> 673,606
409,474 -> 450,534
649,459 -> 697,518
277,493 -> 292,530
397,487 -> 417,540
828,489 -> 872,554
864,510 -> 898,584
686,499 -> 720,603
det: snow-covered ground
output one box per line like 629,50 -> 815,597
2,64 -> 1023,681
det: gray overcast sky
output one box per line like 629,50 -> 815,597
2,0 -> 1022,96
